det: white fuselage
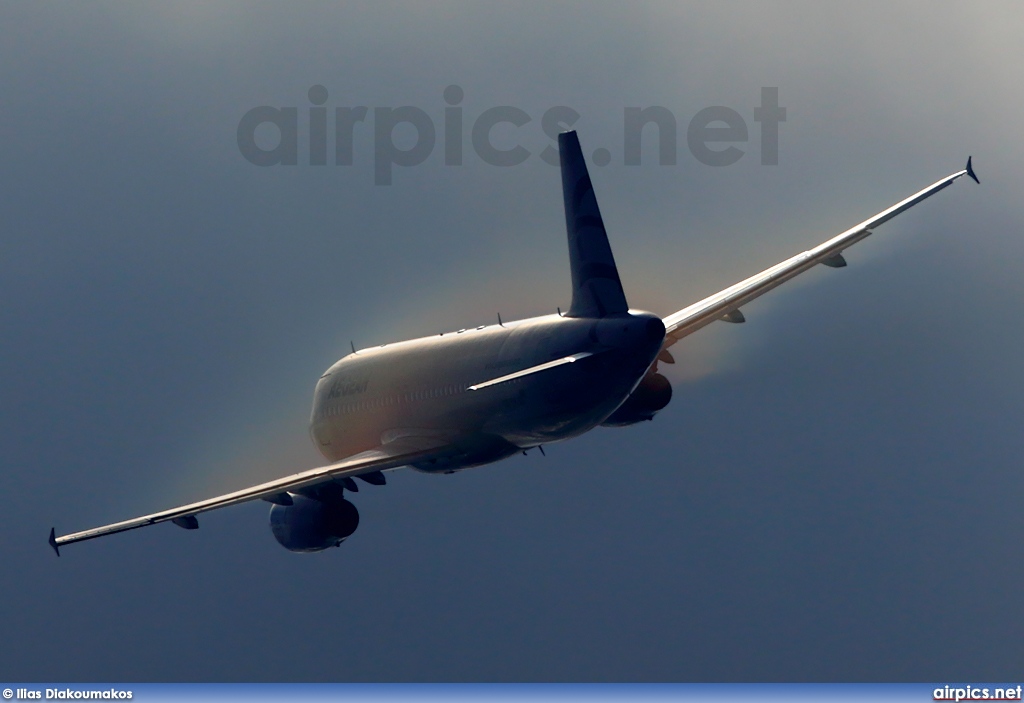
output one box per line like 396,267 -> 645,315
309,310 -> 665,473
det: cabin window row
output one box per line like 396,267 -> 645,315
325,384 -> 464,416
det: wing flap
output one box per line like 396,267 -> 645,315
662,161 -> 976,345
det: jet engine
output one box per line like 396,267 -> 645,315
268,492 -> 359,552
601,371 -> 672,427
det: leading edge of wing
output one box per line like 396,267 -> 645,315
661,159 -> 978,345
49,439 -> 451,554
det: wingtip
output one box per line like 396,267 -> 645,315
49,527 -> 60,557
966,156 -> 979,184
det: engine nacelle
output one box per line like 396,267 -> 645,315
269,493 -> 359,553
601,372 -> 672,427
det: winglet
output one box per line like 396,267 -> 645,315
49,527 -> 60,557
966,156 -> 979,184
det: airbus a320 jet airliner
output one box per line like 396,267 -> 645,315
49,132 -> 979,554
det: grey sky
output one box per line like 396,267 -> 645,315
1,1 -> 1022,681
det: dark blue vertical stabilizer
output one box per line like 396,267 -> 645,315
559,131 -> 629,318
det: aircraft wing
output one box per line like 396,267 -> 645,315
49,436 -> 454,555
661,158 -> 979,348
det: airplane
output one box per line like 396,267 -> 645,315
49,132 -> 979,555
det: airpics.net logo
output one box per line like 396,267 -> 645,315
236,85 -> 786,185
934,685 -> 1024,701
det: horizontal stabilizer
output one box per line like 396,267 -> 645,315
469,352 -> 593,391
